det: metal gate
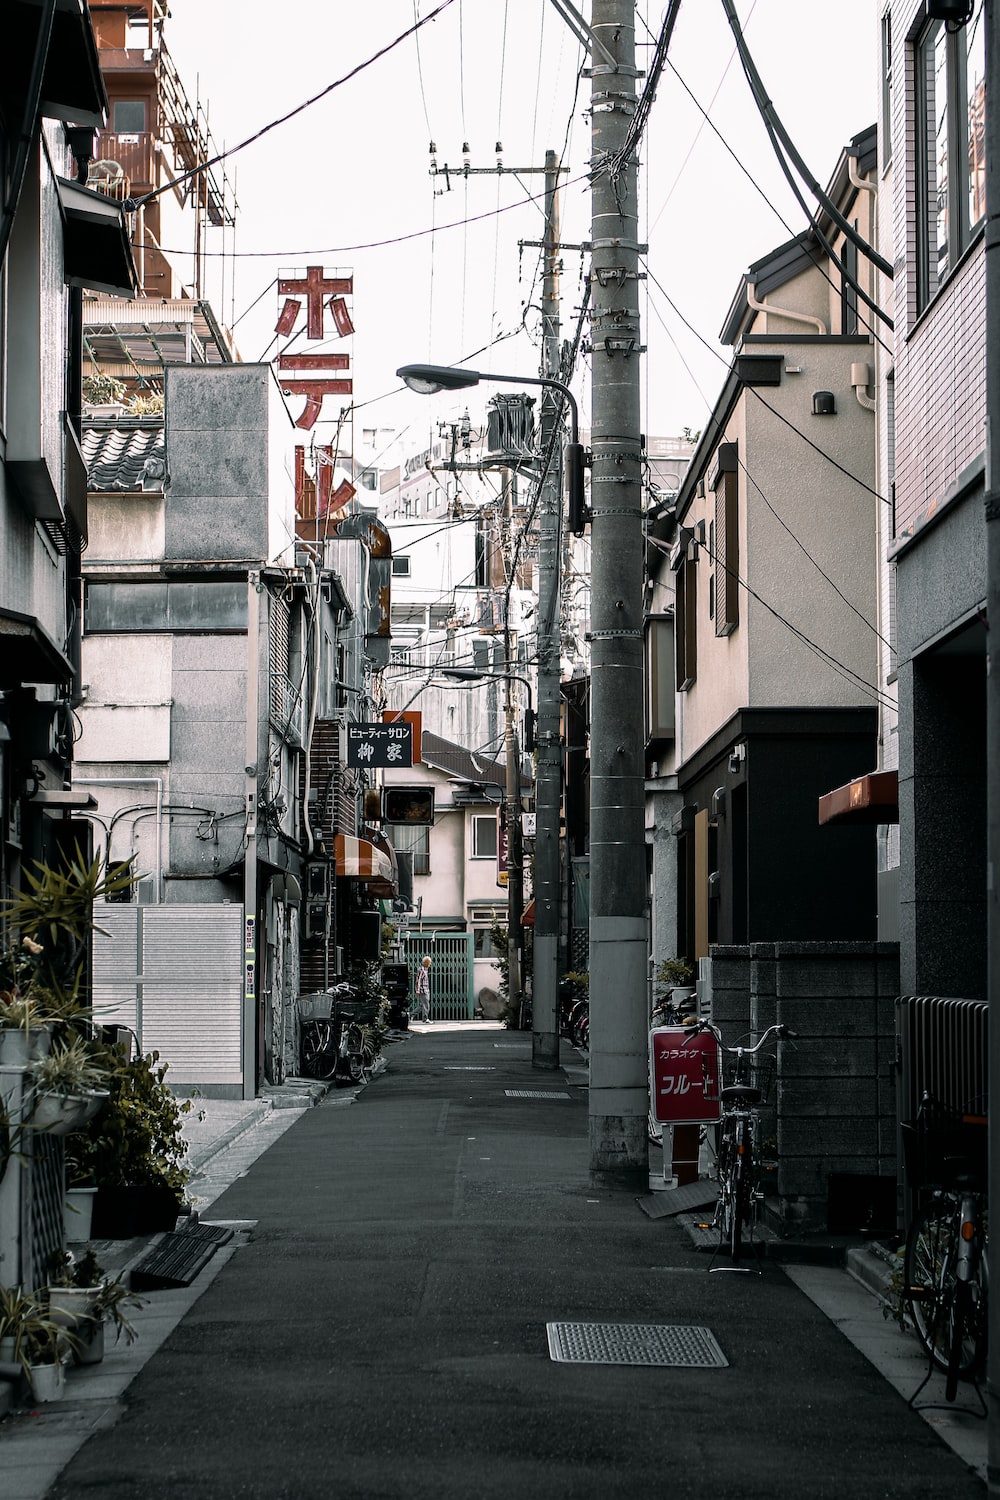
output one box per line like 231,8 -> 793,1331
402,932 -> 475,1021
92,903 -> 245,1089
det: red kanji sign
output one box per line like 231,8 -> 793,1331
275,266 -> 355,428
649,1026 -> 722,1125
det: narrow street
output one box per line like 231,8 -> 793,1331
3,1027 -> 983,1500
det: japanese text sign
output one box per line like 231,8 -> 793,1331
649,1026 -> 722,1126
275,265 -> 354,430
346,721 -> 414,769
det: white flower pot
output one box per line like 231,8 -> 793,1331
74,1318 -> 105,1366
47,1285 -> 99,1330
64,1185 -> 98,1242
28,1360 -> 65,1402
30,1090 -> 108,1136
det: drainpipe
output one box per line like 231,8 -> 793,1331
244,572 -> 262,1100
746,283 -> 827,334
74,777 -> 163,900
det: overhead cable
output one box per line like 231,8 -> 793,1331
719,0 -> 892,281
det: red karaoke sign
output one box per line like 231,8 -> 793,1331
649,1026 -> 723,1126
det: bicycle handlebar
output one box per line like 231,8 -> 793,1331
686,1019 -> 797,1052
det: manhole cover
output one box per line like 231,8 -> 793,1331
504,1089 -> 571,1099
546,1322 -> 728,1368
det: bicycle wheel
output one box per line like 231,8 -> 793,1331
301,1021 -> 337,1081
344,1024 -> 366,1084
716,1129 -> 740,1258
905,1199 -> 984,1379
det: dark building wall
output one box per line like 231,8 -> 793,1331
679,708 -> 878,953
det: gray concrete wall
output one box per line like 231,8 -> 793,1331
164,365 -> 270,561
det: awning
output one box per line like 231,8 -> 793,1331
362,827 -> 399,899
818,770 -> 899,826
57,177 -> 138,298
333,833 -> 393,883
0,609 -> 74,686
9,0 -> 108,128
521,898 -> 535,927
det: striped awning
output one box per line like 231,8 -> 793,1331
333,834 -> 393,882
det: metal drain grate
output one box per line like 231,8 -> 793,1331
546,1322 -> 728,1368
131,1223 -> 234,1291
504,1089 -> 571,1099
443,1066 -> 496,1071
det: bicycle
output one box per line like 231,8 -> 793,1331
301,983 -> 380,1085
686,1019 -> 795,1265
902,1093 -> 989,1403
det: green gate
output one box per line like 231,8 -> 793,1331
402,932 -> 475,1021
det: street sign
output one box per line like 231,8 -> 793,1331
346,721 -> 413,768
649,1026 -> 723,1126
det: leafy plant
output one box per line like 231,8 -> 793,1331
654,957 -> 695,995
65,1048 -> 192,1194
30,1033 -> 110,1098
82,373 -> 126,406
0,1284 -> 74,1370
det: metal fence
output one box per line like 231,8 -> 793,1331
401,933 -> 475,1021
896,994 -> 988,1207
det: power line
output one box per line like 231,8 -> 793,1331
129,1 -> 459,212
643,263 -> 891,510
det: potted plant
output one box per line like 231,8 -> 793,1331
0,938 -> 55,1066
67,1048 -> 193,1237
44,1250 -> 143,1365
27,1033 -> 110,1136
0,1283 -> 75,1400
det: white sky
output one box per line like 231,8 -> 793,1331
161,1 -> 880,452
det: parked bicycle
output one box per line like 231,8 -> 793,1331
301,982 -> 380,1085
902,1092 -> 989,1402
685,1018 -> 796,1264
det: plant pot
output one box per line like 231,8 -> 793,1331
64,1185 -> 98,1243
0,1334 -> 17,1363
74,1318 -> 105,1366
29,1090 -> 109,1137
91,1182 -> 183,1237
91,1186 -> 141,1239
47,1285 -> 99,1330
28,1360 -> 65,1402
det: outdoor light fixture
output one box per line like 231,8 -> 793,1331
396,363 -> 588,534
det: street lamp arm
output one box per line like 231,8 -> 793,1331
396,363 -> 578,446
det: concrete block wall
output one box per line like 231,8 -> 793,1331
770,942 -> 899,1236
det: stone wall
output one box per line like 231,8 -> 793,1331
703,941 -> 900,1237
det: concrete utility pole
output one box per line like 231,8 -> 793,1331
983,3 -> 999,1485
532,148 -> 563,1070
587,0 -> 648,1182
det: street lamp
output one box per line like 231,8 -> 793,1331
396,365 -> 587,535
397,360 -> 576,1068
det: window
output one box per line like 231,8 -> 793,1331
711,444 -> 739,637
881,8 -> 893,172
388,822 -> 429,875
113,100 -> 146,134
392,555 -> 411,576
674,545 -> 697,691
644,615 -> 675,744
471,814 -> 498,859
473,926 -> 502,959
916,2 -> 985,307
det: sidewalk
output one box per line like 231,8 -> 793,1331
0,1024 -> 989,1499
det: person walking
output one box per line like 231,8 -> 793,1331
413,955 -> 432,1023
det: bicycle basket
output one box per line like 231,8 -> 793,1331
332,997 -> 380,1026
723,1054 -> 775,1104
901,1102 -> 988,1189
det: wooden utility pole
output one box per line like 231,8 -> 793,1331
587,0 -> 648,1182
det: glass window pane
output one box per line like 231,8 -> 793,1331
966,2 -> 986,233
931,21 -> 951,282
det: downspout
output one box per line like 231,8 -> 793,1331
746,282 -> 827,334
302,555 -> 321,857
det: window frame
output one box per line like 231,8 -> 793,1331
387,821 -> 429,876
471,812 -> 498,860
915,2 -> 986,310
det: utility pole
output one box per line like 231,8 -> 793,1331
587,0 -> 648,1182
983,3 -> 1000,1485
502,468 -> 524,1023
532,148 -> 563,1069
